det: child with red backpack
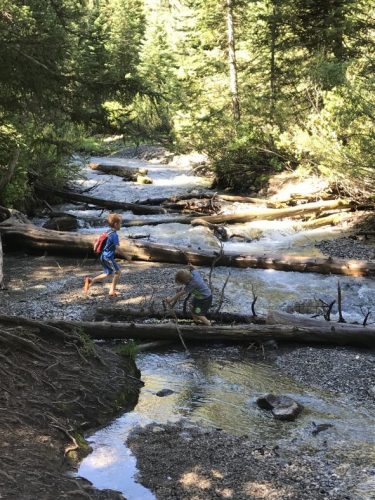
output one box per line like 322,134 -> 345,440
83,213 -> 122,297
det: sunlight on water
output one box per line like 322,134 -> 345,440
79,347 -> 375,499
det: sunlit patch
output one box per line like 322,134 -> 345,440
216,487 -> 233,497
179,471 -> 211,489
84,447 -> 119,469
243,481 -> 285,498
211,469 -> 224,479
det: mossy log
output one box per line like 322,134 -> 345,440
192,199 -> 354,225
45,318 -> 375,347
35,182 -> 167,215
89,162 -> 148,180
1,222 -> 374,277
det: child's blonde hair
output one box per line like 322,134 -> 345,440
108,213 -> 122,228
175,269 -> 192,284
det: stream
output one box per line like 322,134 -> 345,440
36,154 -> 375,498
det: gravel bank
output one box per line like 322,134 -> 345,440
128,421 -> 356,500
316,237 -> 375,261
275,345 -> 375,404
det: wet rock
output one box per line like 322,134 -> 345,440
156,388 -> 174,397
367,386 -> 375,398
257,394 -> 303,421
43,216 -> 78,232
312,423 -> 334,436
136,175 -> 153,184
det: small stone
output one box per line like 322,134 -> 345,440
156,389 -> 174,397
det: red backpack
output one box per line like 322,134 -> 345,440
93,231 -> 109,255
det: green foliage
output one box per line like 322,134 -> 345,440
115,341 -> 139,360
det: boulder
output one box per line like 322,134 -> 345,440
256,394 -> 303,421
43,216 -> 79,232
156,389 -> 174,397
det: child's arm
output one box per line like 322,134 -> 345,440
165,289 -> 186,307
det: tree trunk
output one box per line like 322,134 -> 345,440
95,306 -> 264,324
0,206 -> 10,223
192,198 -> 353,225
45,317 -> 375,347
0,149 -> 20,199
226,0 -> 240,122
89,162 -> 147,180
0,234 -> 3,288
1,222 -> 374,277
34,183 -> 167,215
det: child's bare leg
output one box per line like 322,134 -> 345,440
192,314 -> 211,326
109,270 -> 121,296
84,273 -> 108,295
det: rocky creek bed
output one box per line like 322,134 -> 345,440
1,233 -> 375,498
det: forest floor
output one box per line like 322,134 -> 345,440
1,227 -> 375,499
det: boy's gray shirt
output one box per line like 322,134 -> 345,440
185,270 -> 212,299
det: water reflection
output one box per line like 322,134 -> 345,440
78,346 -> 375,498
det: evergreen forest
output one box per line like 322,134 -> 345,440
0,0 -> 374,207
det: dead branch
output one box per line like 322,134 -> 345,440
215,272 -> 231,313
337,281 -> 346,323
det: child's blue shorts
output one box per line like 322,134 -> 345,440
100,255 -> 120,275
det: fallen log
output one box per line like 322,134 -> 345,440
293,212 -> 354,230
89,162 -> 148,181
95,306 -> 265,324
77,215 -> 194,228
35,182 -> 167,215
1,222 -> 374,277
139,193 -> 276,208
0,234 -> 3,288
192,199 -> 353,225
45,318 -> 375,347
0,206 -> 10,222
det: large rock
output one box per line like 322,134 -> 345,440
256,394 -> 303,421
43,216 -> 79,232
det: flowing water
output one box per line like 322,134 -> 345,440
41,155 -> 375,498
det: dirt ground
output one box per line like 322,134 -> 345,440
0,310 -> 141,499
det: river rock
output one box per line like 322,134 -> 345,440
256,394 -> 303,421
43,216 -> 79,232
156,389 -> 174,397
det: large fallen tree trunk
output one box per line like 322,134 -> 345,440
89,162 -> 148,181
1,222 -> 374,277
95,306 -> 265,324
44,317 -> 375,347
35,182 -> 167,215
76,215 -> 194,228
192,199 -> 354,225
0,234 -> 3,288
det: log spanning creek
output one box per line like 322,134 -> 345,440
31,155 -> 375,498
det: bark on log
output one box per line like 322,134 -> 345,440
95,306 -> 265,324
0,234 -> 3,288
1,222 -> 374,277
76,215 -> 194,228
45,318 -> 375,347
89,162 -> 148,181
0,206 -> 10,223
35,182 -> 167,215
293,212 -> 354,230
192,199 -> 353,225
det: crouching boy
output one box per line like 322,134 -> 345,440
166,265 -> 212,325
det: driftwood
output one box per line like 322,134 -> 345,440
44,317 -> 375,347
89,162 -> 147,181
293,212 -> 354,230
35,182 -> 167,215
192,199 -> 353,225
77,215 -> 194,228
1,222 -> 374,277
95,306 -> 265,324
139,193 -> 277,208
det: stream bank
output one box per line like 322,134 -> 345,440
0,313 -> 141,500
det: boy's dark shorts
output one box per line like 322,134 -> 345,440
192,295 -> 212,316
100,255 -> 120,275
